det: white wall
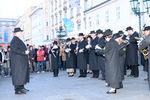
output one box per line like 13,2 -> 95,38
84,0 -> 142,34
30,7 -> 44,47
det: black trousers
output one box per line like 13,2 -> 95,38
53,69 -> 59,77
62,61 -> 66,70
80,69 -> 87,77
131,65 -> 139,77
14,85 -> 24,92
92,70 -> 99,78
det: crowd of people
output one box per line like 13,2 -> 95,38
1,26 -> 150,95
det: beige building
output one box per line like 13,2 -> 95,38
15,6 -> 36,45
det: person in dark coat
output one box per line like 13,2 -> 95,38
49,41 -> 59,77
77,33 -> 88,77
139,26 -> 150,90
117,31 -> 128,80
86,31 -> 99,78
10,27 -> 30,95
65,38 -> 75,77
29,46 -> 36,72
96,29 -> 106,80
70,37 -> 77,73
0,49 -> 2,75
103,29 -> 122,94
86,35 -> 92,74
126,26 -> 139,77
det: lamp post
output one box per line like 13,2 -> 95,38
57,26 -> 67,42
130,0 -> 150,37
130,0 -> 150,65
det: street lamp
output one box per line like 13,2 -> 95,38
130,0 -> 150,65
143,0 -> 150,13
56,26 -> 67,42
130,0 -> 150,37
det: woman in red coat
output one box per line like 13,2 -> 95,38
37,46 -> 45,73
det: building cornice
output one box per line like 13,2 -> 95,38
84,0 -> 113,14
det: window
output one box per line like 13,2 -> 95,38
84,0 -> 88,10
46,22 -> 48,26
77,23 -> 81,31
77,7 -> 80,14
64,10 -> 67,18
55,0 -> 57,9
116,6 -> 120,20
52,16 -> 54,26
52,29 -> 54,39
56,15 -> 58,24
84,17 -> 86,29
59,12 -> 62,23
59,0 -> 61,6
105,10 -> 109,23
96,14 -> 99,25
70,8 -> 73,17
51,1 -> 53,12
47,35 -> 49,40
89,17 -> 91,27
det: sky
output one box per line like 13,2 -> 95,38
0,0 -> 42,19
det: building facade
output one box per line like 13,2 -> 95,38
15,7 -> 36,45
30,4 -> 44,47
48,0 -> 150,39
49,0 -> 87,39
0,18 -> 16,46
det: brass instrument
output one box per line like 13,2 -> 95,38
140,49 -> 149,60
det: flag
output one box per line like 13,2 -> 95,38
62,18 -> 73,32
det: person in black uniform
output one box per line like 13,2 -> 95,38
65,38 -> 76,77
103,29 -> 122,94
10,27 -> 30,95
49,41 -> 59,77
96,29 -> 106,80
126,26 -> 139,78
77,33 -> 88,77
139,26 -> 150,90
70,37 -> 77,74
86,31 -> 99,78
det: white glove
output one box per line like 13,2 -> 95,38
86,45 -> 91,49
79,49 -> 84,53
95,45 -> 102,50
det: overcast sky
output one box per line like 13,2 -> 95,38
0,0 -> 42,19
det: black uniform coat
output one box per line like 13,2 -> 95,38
119,43 -> 128,80
97,36 -> 106,70
77,40 -> 88,70
49,47 -> 59,70
139,34 -> 150,90
89,37 -> 99,70
65,43 -> 77,69
104,39 -> 122,88
126,32 -> 139,66
10,36 -> 29,86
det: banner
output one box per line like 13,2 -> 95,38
62,18 -> 73,32
4,32 -> 8,42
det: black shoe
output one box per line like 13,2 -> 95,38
15,90 -> 26,95
144,78 -> 148,81
78,75 -> 83,77
98,77 -> 105,80
22,88 -> 29,92
82,75 -> 86,78
106,90 -> 116,94
127,75 -> 133,77
105,84 -> 110,87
